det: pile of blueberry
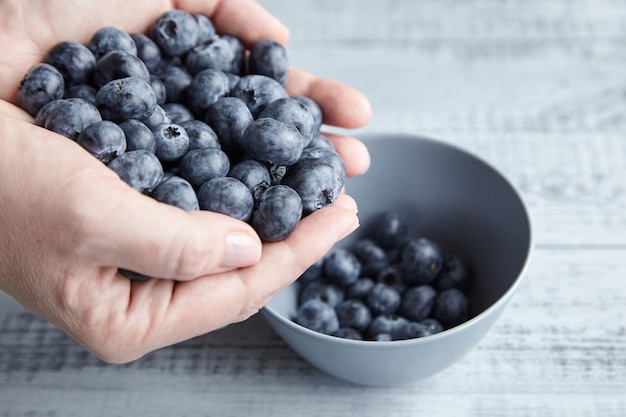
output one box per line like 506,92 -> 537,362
294,211 -> 471,341
17,9 -> 345,243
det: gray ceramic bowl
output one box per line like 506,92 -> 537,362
261,133 -> 533,386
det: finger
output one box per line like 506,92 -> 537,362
286,67 -> 372,129
323,132 -> 371,177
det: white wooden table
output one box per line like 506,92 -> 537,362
2,0 -> 625,415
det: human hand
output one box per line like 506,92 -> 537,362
0,0 -> 371,363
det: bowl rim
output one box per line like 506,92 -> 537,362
262,132 -> 534,349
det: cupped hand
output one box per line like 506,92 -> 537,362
0,0 -> 371,363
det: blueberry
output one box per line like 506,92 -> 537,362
434,253 -> 471,292
400,238 -> 444,285
395,322 -> 431,340
186,69 -> 230,117
432,288 -> 469,329
35,99 -> 63,127
281,157 -> 343,215
373,210 -> 409,249
252,185 -> 303,242
296,299 -> 339,335
335,299 -> 372,333
107,149 -> 163,194
220,35 -> 246,75
299,280 -> 344,308
178,147 -> 230,188
141,104 -> 171,130
333,328 -> 363,340
178,119 -> 220,150
151,175 -> 199,211
88,27 -> 137,60
306,132 -> 335,151
93,50 -> 150,88
150,9 -> 199,57
248,39 -> 288,85
366,283 -> 401,316
421,318 -> 444,335
76,120 -> 127,164
323,248 -> 361,288
351,238 -> 389,278
162,102 -> 194,124
44,41 -> 96,86
119,119 -> 156,153
399,285 -> 437,322
228,159 -> 271,200
258,97 -> 316,140
193,13 -> 217,44
345,277 -> 375,300
131,33 -> 162,73
64,84 -> 97,103
204,97 -> 254,152
149,75 -> 167,105
375,265 -> 407,293
366,314 -> 409,341
196,177 -> 254,222
95,76 -> 157,123
298,258 -> 325,285
299,147 -> 346,182
293,95 -> 323,131
155,65 -> 192,104
44,98 -> 102,141
241,118 -> 305,166
184,36 -> 242,75
266,162 -> 287,186
152,123 -> 189,162
18,63 -> 65,116
230,74 -> 288,117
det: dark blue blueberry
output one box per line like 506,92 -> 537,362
221,35 -> 246,75
434,253 -> 471,292
150,75 -> 167,105
95,76 -> 157,123
88,27 -> 137,60
107,149 -> 163,193
35,99 -> 62,127
432,288 -> 469,329
152,123 -> 189,162
228,159 -> 271,200
252,185 -> 303,242
151,175 -> 199,211
399,285 -> 437,322
332,328 -> 363,340
366,283 -> 401,316
119,119 -> 156,153
248,39 -> 288,85
193,13 -> 216,44
306,132 -> 335,151
293,95 -> 323,131
298,258 -> 325,285
373,333 -> 393,341
162,102 -> 194,124
18,63 -> 65,116
281,157 -> 343,215
241,118 -> 305,166
421,318 -> 444,335
299,280 -> 344,308
141,104 -> 171,130
120,269 -> 151,281
323,248 -> 361,288
76,120 -> 127,164
225,72 -> 241,90
299,147 -> 346,182
335,299 -> 372,333
196,177 -> 254,222
258,97 -> 316,140
373,210 -> 409,249
186,68 -> 230,117
93,50 -> 150,88
178,147 -> 230,188
44,98 -> 102,141
63,84 -> 97,103
155,65 -> 192,104
366,314 -> 409,341
44,41 -> 96,86
204,97 -> 253,152
266,162 -> 287,186
150,9 -> 199,57
185,36 -> 242,75
296,299 -> 339,335
400,237 -> 444,285
375,265 -> 407,293
345,277 -> 375,300
131,33 -> 162,73
179,119 -> 220,150
350,238 -> 389,278
395,322 -> 431,340
230,74 -> 288,117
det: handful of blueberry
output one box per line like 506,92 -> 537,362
18,9 -> 345,243
294,210 -> 472,341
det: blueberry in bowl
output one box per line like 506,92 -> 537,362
261,133 -> 533,387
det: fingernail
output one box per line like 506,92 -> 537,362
221,232 -> 262,268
